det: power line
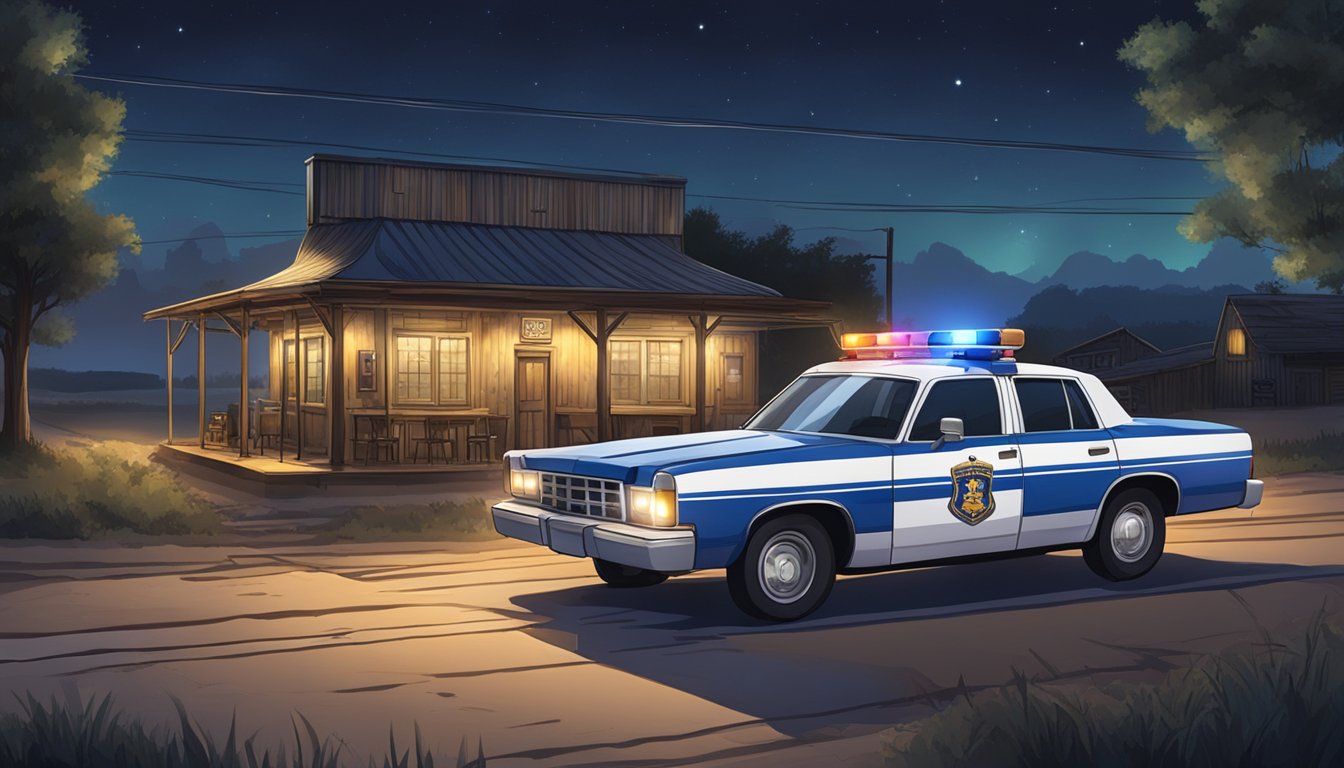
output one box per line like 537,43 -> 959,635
108,170 -> 304,196
137,230 -> 305,246
78,72 -> 1212,162
689,191 -> 1193,213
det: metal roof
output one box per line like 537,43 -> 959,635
1226,294 -> 1344,355
1099,341 -> 1214,381
249,218 -> 779,296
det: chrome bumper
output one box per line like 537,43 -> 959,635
492,499 -> 696,572
1239,479 -> 1264,509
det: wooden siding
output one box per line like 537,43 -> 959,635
1107,362 -> 1214,416
1054,328 -> 1159,376
308,157 -> 684,236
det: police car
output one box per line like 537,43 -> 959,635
492,329 -> 1263,620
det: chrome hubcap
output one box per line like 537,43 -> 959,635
1111,503 -> 1153,563
759,531 -> 816,604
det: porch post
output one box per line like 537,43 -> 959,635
293,309 -> 303,461
165,320 -> 173,443
329,304 -> 346,466
238,304 -> 250,458
596,307 -> 610,443
695,313 -> 708,433
198,313 -> 206,449
278,314 -> 287,462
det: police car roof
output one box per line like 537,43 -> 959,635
806,357 -> 1078,381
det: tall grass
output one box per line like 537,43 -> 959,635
0,693 -> 485,767
1255,433 -> 1344,476
884,617 -> 1344,767
0,442 -> 220,539
325,498 -> 498,542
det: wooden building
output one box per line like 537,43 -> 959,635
1053,327 -> 1161,376
1097,342 -> 1214,416
145,155 -> 834,473
1213,294 -> 1344,407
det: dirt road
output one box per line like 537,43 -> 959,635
3,473 -> 1344,767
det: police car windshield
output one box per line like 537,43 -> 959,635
747,375 -> 917,440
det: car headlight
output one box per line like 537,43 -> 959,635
505,457 -> 540,501
628,472 -> 677,527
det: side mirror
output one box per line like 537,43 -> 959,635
931,417 -> 965,451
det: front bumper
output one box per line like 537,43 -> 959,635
492,499 -> 696,572
1239,479 -> 1264,509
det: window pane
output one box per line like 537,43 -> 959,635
284,341 -> 296,399
396,336 -> 432,402
610,340 -> 641,404
748,375 -> 916,439
1063,380 -> 1099,430
1227,328 -> 1246,356
438,336 -> 469,404
909,379 -> 1002,440
1014,379 -> 1071,432
304,337 -> 325,404
646,340 -> 682,402
723,354 -> 745,402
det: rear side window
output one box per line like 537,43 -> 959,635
1014,379 -> 1071,432
1063,380 -> 1099,429
908,379 -> 1002,440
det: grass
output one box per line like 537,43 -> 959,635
0,442 -> 221,539
1254,432 -> 1344,476
0,692 -> 485,767
324,498 -> 499,542
882,616 -> 1344,768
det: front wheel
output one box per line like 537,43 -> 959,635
727,514 -> 835,621
1082,488 -> 1166,581
593,558 -> 668,588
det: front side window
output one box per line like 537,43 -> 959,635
748,375 -> 917,439
908,378 -> 1002,440
304,337 -> 325,404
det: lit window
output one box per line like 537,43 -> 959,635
304,337 -> 325,404
438,336 -> 469,405
723,353 -> 745,403
647,341 -> 683,403
284,340 -> 296,399
610,338 -> 687,406
1227,328 -> 1247,357
610,340 -> 642,404
396,335 -> 433,402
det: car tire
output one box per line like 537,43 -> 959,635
727,514 -> 835,621
593,558 -> 668,588
1083,487 -> 1166,581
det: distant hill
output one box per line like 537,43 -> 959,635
28,368 -> 164,392
891,242 -> 1037,329
1019,240 -> 1287,291
1008,283 -> 1250,361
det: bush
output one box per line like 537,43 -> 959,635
1255,433 -> 1344,476
0,692 -> 486,767
883,617 -> 1344,768
0,442 -> 220,539
326,498 -> 498,542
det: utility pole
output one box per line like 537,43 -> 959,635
863,226 -> 894,329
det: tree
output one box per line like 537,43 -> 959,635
683,208 -> 881,396
1120,0 -> 1344,293
0,1 -> 137,447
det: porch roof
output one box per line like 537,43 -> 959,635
145,219 -> 832,324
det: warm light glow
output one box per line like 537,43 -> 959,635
841,333 -> 877,349
628,474 -> 678,527
1227,327 -> 1247,357
510,469 -> 539,500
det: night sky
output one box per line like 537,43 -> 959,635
75,0 -> 1215,276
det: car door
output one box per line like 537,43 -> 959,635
890,376 -> 1024,564
1011,377 -> 1120,549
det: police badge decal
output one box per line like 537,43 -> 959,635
949,457 -> 996,525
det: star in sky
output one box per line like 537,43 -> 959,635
954,78 -> 962,86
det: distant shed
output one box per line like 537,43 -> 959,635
1099,342 -> 1214,416
1053,327 -> 1161,376
1214,294 -> 1344,407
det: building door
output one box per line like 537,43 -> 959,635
1290,368 -> 1325,406
515,354 -> 551,449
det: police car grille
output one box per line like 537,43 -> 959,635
540,474 -> 624,520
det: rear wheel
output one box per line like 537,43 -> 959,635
593,558 -> 668,588
727,514 -> 835,621
1083,488 -> 1166,581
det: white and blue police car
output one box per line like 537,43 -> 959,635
492,329 -> 1263,620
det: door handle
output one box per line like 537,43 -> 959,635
998,449 -> 1017,460
1088,446 -> 1111,456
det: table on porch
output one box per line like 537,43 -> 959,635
348,408 -> 502,464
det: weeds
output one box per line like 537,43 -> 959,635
0,692 -> 485,767
1255,432 -> 1344,476
883,616 -> 1344,768
325,498 -> 498,542
0,442 -> 220,539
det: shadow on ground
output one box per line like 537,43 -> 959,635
509,553 -> 1342,739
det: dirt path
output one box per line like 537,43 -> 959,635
2,473 -> 1343,767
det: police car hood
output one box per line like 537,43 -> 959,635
518,429 -> 858,485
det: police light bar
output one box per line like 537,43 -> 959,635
840,328 -> 1025,360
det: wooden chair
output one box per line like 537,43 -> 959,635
466,415 -> 509,462
412,416 -> 454,464
254,410 -> 282,454
353,416 -> 402,464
